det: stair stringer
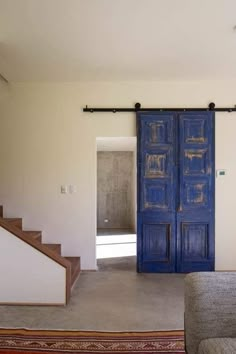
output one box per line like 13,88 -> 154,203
0,217 -> 72,305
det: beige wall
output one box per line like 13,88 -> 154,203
0,80 -> 9,101
0,81 -> 235,270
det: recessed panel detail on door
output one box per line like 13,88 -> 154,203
144,120 -> 173,147
143,180 -> 171,210
184,149 -> 208,175
143,223 -> 170,262
145,150 -> 171,178
183,179 -> 209,208
182,223 -> 209,261
183,118 -> 208,144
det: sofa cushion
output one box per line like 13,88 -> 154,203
198,338 -> 236,354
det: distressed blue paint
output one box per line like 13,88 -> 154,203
137,111 -> 215,273
137,113 -> 177,272
177,112 -> 215,272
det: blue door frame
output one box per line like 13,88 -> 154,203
137,111 -> 215,273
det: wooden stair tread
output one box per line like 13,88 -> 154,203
65,257 -> 81,286
24,231 -> 42,242
44,243 -> 61,255
3,218 -> 22,229
4,217 -> 21,221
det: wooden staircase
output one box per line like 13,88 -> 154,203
0,205 -> 80,304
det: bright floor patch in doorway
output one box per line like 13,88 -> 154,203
96,230 -> 136,259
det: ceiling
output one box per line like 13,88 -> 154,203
1,0 -> 236,81
96,137 -> 136,151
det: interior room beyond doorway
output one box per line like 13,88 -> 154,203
96,137 -> 137,269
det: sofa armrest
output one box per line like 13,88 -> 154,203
185,272 -> 236,354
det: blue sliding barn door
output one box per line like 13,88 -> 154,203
176,113 -> 215,272
137,111 -> 215,273
137,113 -> 177,272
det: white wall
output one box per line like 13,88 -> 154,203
0,81 -> 235,270
0,226 -> 66,304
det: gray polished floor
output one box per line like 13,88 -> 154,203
0,257 -> 185,331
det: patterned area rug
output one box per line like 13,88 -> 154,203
0,328 -> 185,354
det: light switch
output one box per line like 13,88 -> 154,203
69,185 -> 77,193
61,185 -> 68,193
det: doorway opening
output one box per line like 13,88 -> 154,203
96,137 -> 137,271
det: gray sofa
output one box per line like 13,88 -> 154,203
185,272 -> 236,354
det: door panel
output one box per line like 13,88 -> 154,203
142,180 -> 172,210
179,220 -> 213,271
182,223 -> 209,260
137,113 -> 176,272
177,112 -> 215,272
143,223 -> 171,262
182,178 -> 210,209
137,213 -> 176,272
177,217 -> 214,272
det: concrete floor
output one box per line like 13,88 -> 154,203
0,257 -> 185,331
